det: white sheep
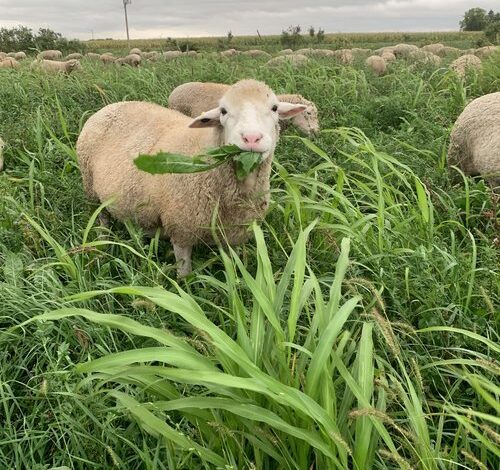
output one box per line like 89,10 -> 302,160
115,54 -> 141,67
408,50 -> 442,66
365,55 -> 387,76
86,52 -> 101,60
381,51 -> 396,63
450,54 -> 482,78
266,54 -> 309,68
0,57 -> 20,69
167,82 -> 320,136
130,48 -> 142,55
14,52 -> 26,60
448,92 -> 500,190
0,52 -> 7,60
38,50 -> 63,60
65,53 -> 83,60
220,49 -> 239,57
278,49 -> 293,56
475,46 -> 499,59
31,59 -> 82,74
242,50 -> 271,58
308,49 -> 334,58
393,44 -> 419,58
100,53 -> 115,64
422,43 -> 445,56
331,49 -> 353,65
76,79 -> 306,277
163,50 -> 183,60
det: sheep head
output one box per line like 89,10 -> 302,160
189,79 -> 306,156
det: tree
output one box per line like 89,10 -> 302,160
460,7 -> 488,31
308,26 -> 315,38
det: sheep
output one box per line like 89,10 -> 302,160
7,52 -> 16,57
163,50 -> 183,60
66,53 -> 83,60
38,50 -> 63,60
86,52 -> 101,60
0,52 -> 7,60
266,54 -> 309,68
475,46 -> 499,59
381,51 -> 396,63
144,51 -> 160,60
278,49 -> 293,55
331,49 -> 353,65
185,50 -> 198,57
31,59 -> 82,74
76,79 -> 306,277
167,82 -> 319,137
421,43 -> 445,56
450,54 -> 482,78
374,46 -> 395,56
242,49 -> 271,58
408,50 -> 442,66
448,92 -> 500,190
220,48 -> 239,57
100,54 -> 116,64
0,57 -> 20,69
115,53 -> 141,67
393,44 -> 419,58
441,46 -> 461,57
14,51 -> 26,60
308,49 -> 334,58
365,55 -> 387,76
130,48 -> 142,55
351,48 -> 371,56
0,137 -> 5,172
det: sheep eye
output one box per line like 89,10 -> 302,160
272,105 -> 278,112
220,108 -> 227,115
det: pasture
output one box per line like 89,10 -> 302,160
0,43 -> 499,469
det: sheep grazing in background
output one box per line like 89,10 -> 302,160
163,50 -> 183,60
76,79 -> 306,277
450,54 -> 482,78
86,52 -> 101,60
351,48 -> 371,56
115,54 -> 141,67
143,51 -> 160,60
448,92 -> 500,190
393,44 -> 419,58
381,51 -> 396,62
242,50 -> 271,58
266,54 -> 309,68
220,49 -> 239,57
185,50 -> 198,57
66,53 -> 83,60
408,50 -> 442,66
0,52 -> 7,60
441,46 -> 461,57
308,49 -> 334,58
38,50 -> 63,60
374,46 -> 395,56
332,49 -> 353,65
14,52 -> 26,60
129,48 -> 141,55
0,57 -> 20,69
278,49 -> 293,55
422,43 -> 445,56
7,52 -> 17,57
31,59 -> 81,74
100,54 -> 115,64
0,137 -> 5,172
475,45 -> 499,59
168,82 -> 320,136
365,55 -> 387,76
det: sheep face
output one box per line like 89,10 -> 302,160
189,80 -> 305,155
290,103 -> 319,136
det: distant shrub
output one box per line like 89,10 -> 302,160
0,26 -> 85,53
331,36 -> 352,50
280,25 -> 303,49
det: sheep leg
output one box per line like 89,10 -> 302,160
172,243 -> 192,278
98,209 -> 111,228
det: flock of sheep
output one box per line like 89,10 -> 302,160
0,43 -> 498,79
0,42 -> 499,276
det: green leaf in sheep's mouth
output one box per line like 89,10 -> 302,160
134,145 -> 263,181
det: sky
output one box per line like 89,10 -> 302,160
0,1 -> 498,40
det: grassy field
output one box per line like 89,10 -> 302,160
0,46 -> 499,469
86,31 -> 487,54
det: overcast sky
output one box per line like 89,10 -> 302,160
1,1 -> 498,40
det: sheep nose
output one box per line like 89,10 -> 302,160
242,133 -> 263,145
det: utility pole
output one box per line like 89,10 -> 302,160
123,0 -> 131,44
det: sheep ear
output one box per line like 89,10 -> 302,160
189,108 -> 221,128
277,102 -> 307,120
